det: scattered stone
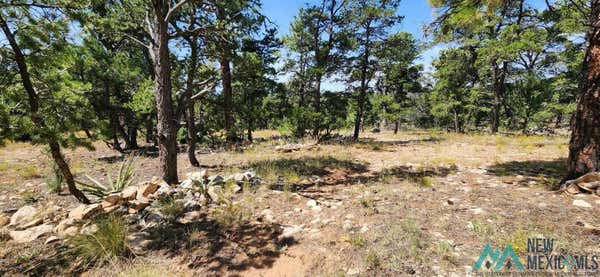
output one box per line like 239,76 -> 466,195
121,186 -> 138,201
9,224 -> 53,243
470,207 -> 485,215
208,175 -> 224,184
230,184 -> 242,194
154,184 -> 174,198
54,218 -> 75,234
128,232 -> 152,254
45,236 -> 60,244
69,204 -> 102,221
260,209 -> 275,223
62,226 -> 79,237
447,198 -> 459,205
180,179 -> 195,190
280,225 -> 303,238
104,193 -> 123,205
306,199 -> 317,208
142,212 -> 164,228
128,198 -> 151,213
177,211 -> 201,224
207,186 -> 223,202
137,179 -> 160,198
347,267 -> 360,276
80,224 -> 98,235
9,205 -> 38,228
360,225 -> 369,233
573,199 -> 592,208
187,170 -> 208,181
342,220 -> 354,231
21,217 -> 43,229
0,214 -> 8,227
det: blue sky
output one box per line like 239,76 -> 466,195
262,0 -> 439,89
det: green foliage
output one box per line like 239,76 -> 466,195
70,215 -> 130,265
76,157 -> 137,199
46,160 -> 64,194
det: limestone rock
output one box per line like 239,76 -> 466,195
9,205 -> 38,228
80,224 -> 98,235
128,198 -> 151,213
45,236 -> 60,244
69,204 -> 102,221
137,179 -> 160,198
280,225 -> 303,239
177,211 -> 201,224
9,224 -> 53,243
104,193 -> 123,205
61,226 -> 79,237
121,186 -> 138,201
0,214 -> 8,227
187,170 -> 208,181
573,199 -> 592,208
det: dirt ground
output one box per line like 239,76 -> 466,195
1,130 -> 599,276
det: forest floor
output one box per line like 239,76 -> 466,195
1,130 -> 600,276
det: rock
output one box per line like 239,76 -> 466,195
566,183 -> 581,194
208,175 -> 224,184
69,204 -> 102,221
142,212 -> 164,228
101,202 -> 120,213
121,186 -> 138,201
280,225 -> 303,239
180,179 -> 195,190
360,225 -> 369,233
62,226 -> 79,237
230,184 -> 242,194
0,214 -> 8,227
187,170 -> 208,181
347,267 -> 360,276
306,199 -> 317,208
45,236 -> 60,244
153,184 -> 174,198
104,193 -> 123,205
21,217 -> 43,229
207,186 -> 223,202
128,198 -> 151,213
260,209 -> 275,223
9,205 -> 38,228
137,180 -> 160,198
80,224 -> 98,235
183,199 -> 201,211
573,199 -> 592,208
470,207 -> 485,215
447,198 -> 459,205
311,205 -> 322,213
54,218 -> 75,234
9,224 -> 53,243
233,173 -> 246,183
177,211 -> 201,224
342,220 -> 354,231
128,232 -> 152,254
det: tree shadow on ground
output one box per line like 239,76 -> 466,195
487,159 -> 566,188
318,135 -> 444,151
144,213 -> 294,275
97,146 -> 159,163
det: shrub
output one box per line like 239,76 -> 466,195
77,156 -> 137,198
70,215 -> 130,265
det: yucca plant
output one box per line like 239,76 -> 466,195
76,156 -> 137,199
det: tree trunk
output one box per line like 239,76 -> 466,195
0,13 -> 90,203
220,54 -> 235,142
150,0 -> 178,184
49,140 -> 90,203
185,103 -> 200,167
353,26 -> 371,141
394,121 -> 399,134
565,1 -> 600,182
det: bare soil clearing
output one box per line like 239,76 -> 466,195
1,131 -> 598,276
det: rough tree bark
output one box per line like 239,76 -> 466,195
565,0 -> 600,181
220,54 -> 235,142
0,13 -> 90,203
353,22 -> 371,141
149,0 -> 178,184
